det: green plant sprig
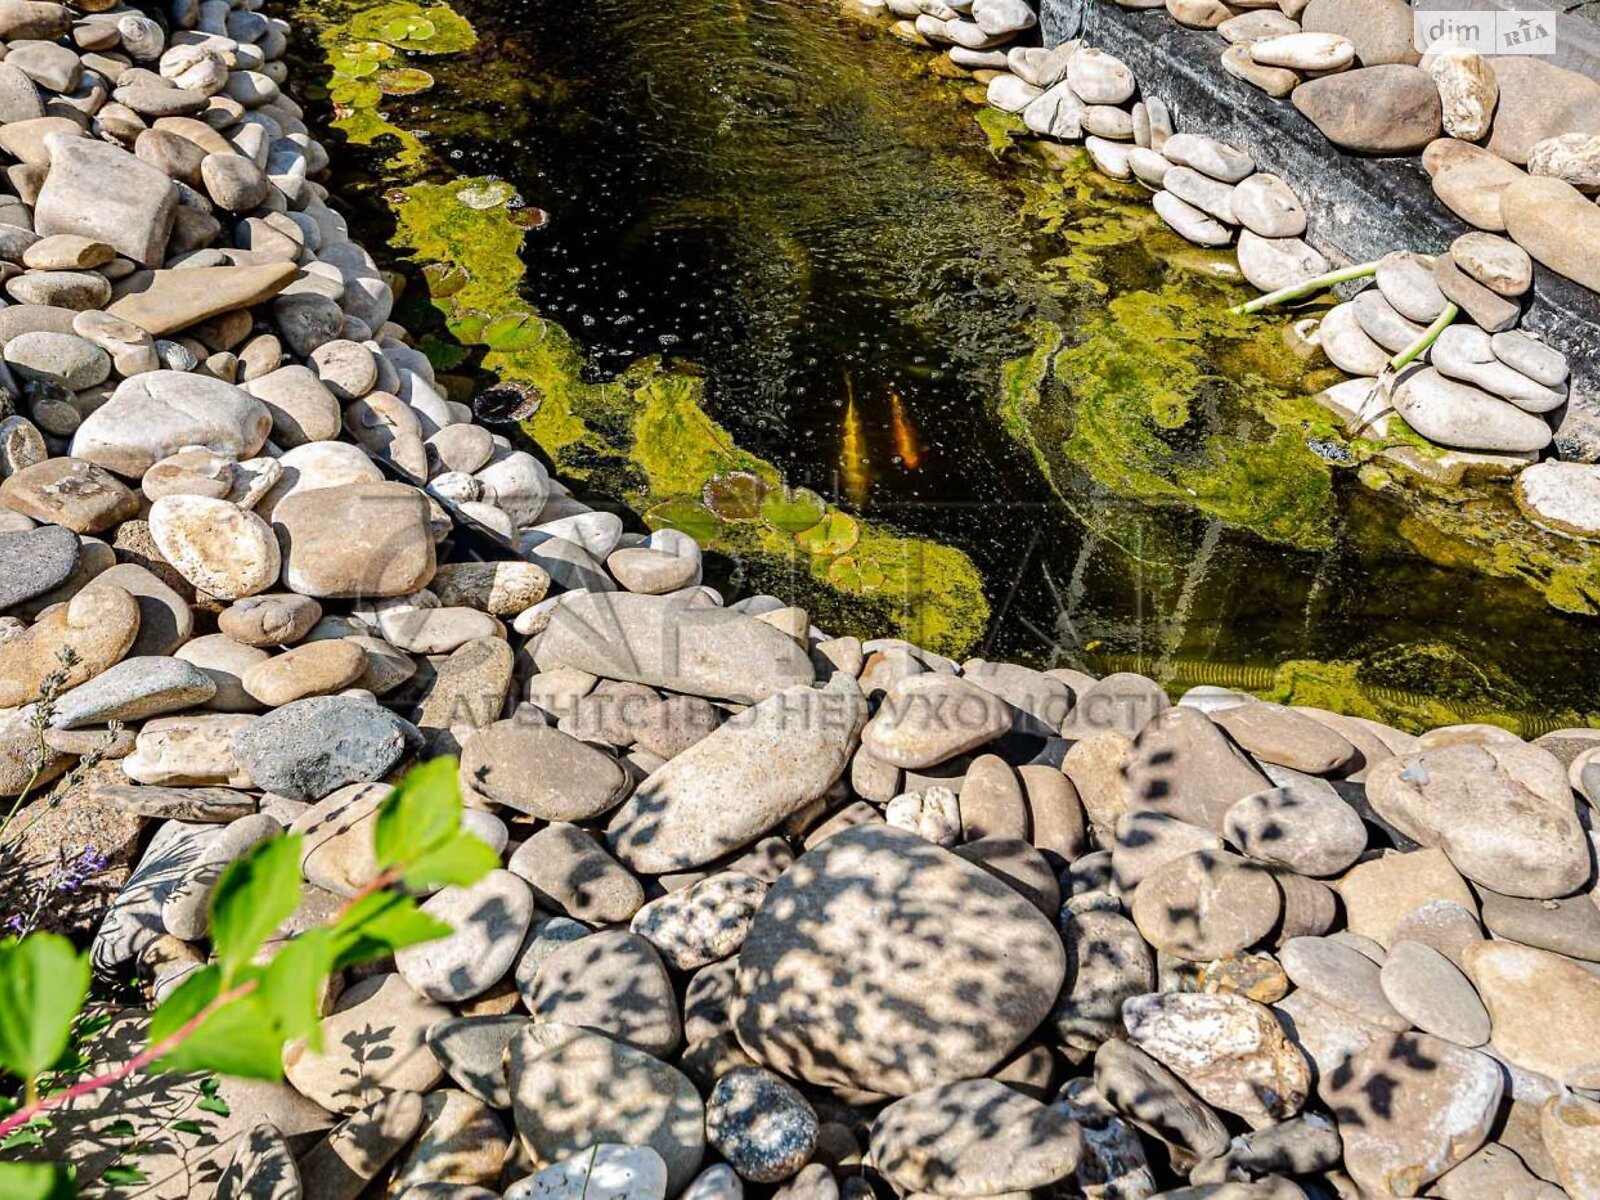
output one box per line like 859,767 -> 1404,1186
0,757 -> 496,1197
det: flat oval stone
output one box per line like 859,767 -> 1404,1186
1484,55 -> 1600,166
1161,132 -> 1255,182
1366,741 -> 1587,898
284,973 -> 448,1113
1324,1031 -> 1502,1196
631,871 -> 769,971
0,458 -> 140,534
1250,31 -> 1354,70
0,581 -> 140,707
509,822 -> 643,924
870,1077 -> 1082,1195
1376,252 -> 1449,323
1232,173 -> 1307,238
1131,849 -> 1282,961
607,673 -> 866,873
534,592 -> 815,705
242,640 -> 368,706
1125,707 -> 1271,831
507,1027 -> 705,1196
1050,907 -> 1155,1049
49,654 -> 215,728
461,719 -> 630,820
1223,785 -> 1367,876
395,870 -> 533,1002
1464,941 -> 1600,1087
862,673 -> 1011,769
504,1145 -> 669,1200
733,824 -> 1065,1096
0,523 -> 79,610
1299,0 -> 1417,65
1379,939 -> 1489,1046
272,481 -> 437,599
230,696 -> 415,801
69,370 -> 272,479
1093,1038 -> 1230,1160
526,930 -> 682,1058
218,593 -> 324,647
1451,232 -> 1533,298
1392,367 -> 1553,454
1280,935 -> 1409,1030
1317,302 -> 1388,375
1501,174 -> 1600,294
1153,190 -> 1230,246
149,495 -> 281,600
1293,65 -> 1441,153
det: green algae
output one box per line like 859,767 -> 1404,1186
389,174 -> 992,655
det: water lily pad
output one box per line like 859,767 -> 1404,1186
457,180 -> 516,210
645,498 -> 723,544
702,471 -> 767,520
828,554 -> 886,591
760,485 -> 827,533
378,67 -> 435,95
446,308 -> 490,342
335,55 -> 381,79
383,14 -> 435,43
351,3 -> 477,54
330,80 -> 383,110
482,311 -> 544,351
796,510 -> 860,557
422,261 -> 469,298
473,381 -> 543,424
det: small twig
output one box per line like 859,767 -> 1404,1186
1230,261 -> 1381,315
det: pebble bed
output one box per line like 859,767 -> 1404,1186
1,0 -> 1600,1198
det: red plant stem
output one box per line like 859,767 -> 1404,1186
0,981 -> 258,1140
0,866 -> 408,1140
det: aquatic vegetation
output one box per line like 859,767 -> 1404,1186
390,175 -> 992,654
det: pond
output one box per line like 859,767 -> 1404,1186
301,0 -> 1600,730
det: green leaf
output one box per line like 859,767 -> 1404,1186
0,934 -> 90,1083
157,993 -> 286,1080
373,757 -> 461,872
197,1077 -> 229,1117
100,1166 -> 147,1187
400,830 -> 499,891
0,1124 -> 48,1151
101,1120 -> 135,1139
255,931 -> 334,1054
0,1162 -> 75,1200
328,892 -> 452,969
209,835 -> 305,986
149,966 -> 221,1049
171,1120 -> 204,1135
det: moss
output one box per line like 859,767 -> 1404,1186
1046,287 -> 1337,550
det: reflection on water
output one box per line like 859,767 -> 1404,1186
373,0 -> 1598,723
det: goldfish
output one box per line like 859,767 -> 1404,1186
888,389 -> 922,470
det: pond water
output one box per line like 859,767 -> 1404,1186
316,0 -> 1600,727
